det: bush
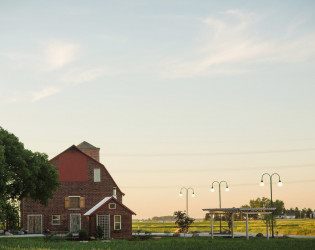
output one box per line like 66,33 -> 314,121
78,229 -> 88,240
95,226 -> 103,239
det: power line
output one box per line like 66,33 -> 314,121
110,164 -> 315,173
120,179 -> 315,189
102,148 -> 315,157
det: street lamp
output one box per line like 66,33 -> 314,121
211,181 -> 229,233
179,187 -> 195,216
260,173 -> 283,238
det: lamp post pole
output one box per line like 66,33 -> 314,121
211,181 -> 229,233
260,173 -> 283,238
179,187 -> 195,216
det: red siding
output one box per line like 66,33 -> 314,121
59,149 -> 87,182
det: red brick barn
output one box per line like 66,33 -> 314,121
21,141 -> 136,239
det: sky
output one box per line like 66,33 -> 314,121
1,0 -> 315,219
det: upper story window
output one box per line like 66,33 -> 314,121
94,168 -> 100,182
65,196 -> 85,210
109,203 -> 116,209
70,196 -> 80,209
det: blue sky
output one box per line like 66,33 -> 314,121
1,0 -> 315,218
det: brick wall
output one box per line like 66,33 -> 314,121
21,148 -> 125,234
89,200 -> 133,239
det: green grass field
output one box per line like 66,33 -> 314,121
0,237 -> 315,250
133,219 -> 315,236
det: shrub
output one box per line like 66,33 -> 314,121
78,229 -> 88,240
95,226 -> 103,239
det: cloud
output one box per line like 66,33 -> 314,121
163,10 -> 315,78
32,87 -> 60,102
41,40 -> 80,71
61,67 -> 108,84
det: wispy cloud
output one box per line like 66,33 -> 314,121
32,87 -> 60,102
41,40 -> 80,71
163,10 -> 315,78
61,67 -> 108,85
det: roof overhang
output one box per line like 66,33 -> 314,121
202,207 -> 276,214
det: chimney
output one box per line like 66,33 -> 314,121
113,187 -> 117,199
77,141 -> 100,162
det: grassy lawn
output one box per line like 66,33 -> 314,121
133,219 -> 315,236
0,237 -> 315,250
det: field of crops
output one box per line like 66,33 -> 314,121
133,219 -> 315,236
0,237 -> 315,250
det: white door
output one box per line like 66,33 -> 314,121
97,215 -> 110,239
27,215 -> 42,234
70,214 -> 81,232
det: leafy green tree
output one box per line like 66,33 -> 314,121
306,208 -> 313,218
174,211 -> 194,238
248,197 -> 284,216
294,207 -> 300,218
0,127 -> 60,228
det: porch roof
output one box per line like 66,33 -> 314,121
84,196 -> 136,216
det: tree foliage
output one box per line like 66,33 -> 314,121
174,211 -> 194,234
249,197 -> 284,216
0,126 -> 60,227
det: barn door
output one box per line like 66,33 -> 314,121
97,215 -> 110,239
28,215 -> 42,234
70,214 -> 81,232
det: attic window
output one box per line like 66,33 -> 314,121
109,203 -> 116,209
94,168 -> 100,182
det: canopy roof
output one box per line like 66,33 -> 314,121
202,207 -> 276,214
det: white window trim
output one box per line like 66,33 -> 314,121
109,203 -> 116,209
114,215 -> 121,230
94,168 -> 101,182
52,215 -> 61,225
69,196 -> 80,210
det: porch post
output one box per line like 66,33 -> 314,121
246,213 -> 249,240
211,214 -> 214,239
231,213 -> 234,238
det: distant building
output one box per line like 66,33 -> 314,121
284,213 -> 296,219
275,215 -> 284,219
310,212 -> 315,219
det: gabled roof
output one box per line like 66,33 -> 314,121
77,141 -> 99,149
49,144 -> 125,196
84,196 -> 136,216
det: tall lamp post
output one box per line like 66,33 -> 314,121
179,187 -> 195,216
211,181 -> 229,233
260,173 -> 283,238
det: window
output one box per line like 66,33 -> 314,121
69,197 -> 80,209
65,197 -> 85,210
52,215 -> 60,225
114,215 -> 121,230
109,203 -> 116,209
94,168 -> 100,182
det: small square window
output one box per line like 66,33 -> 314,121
52,215 -> 60,225
109,203 -> 116,209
